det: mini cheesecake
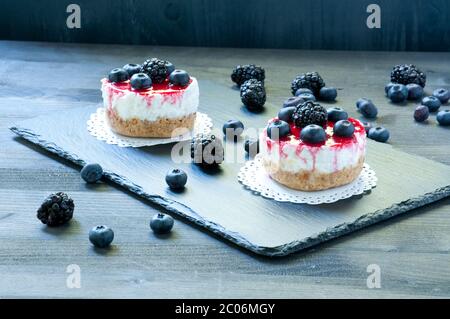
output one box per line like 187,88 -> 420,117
260,117 -> 366,191
101,63 -> 199,138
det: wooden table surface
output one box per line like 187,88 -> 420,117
0,41 -> 449,298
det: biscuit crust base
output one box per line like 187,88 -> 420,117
106,112 -> 196,138
262,156 -> 365,191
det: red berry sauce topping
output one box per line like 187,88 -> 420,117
266,118 -> 365,150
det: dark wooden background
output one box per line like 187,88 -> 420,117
1,0 -> 450,51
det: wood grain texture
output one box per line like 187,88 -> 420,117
2,0 -> 450,51
0,41 -> 449,298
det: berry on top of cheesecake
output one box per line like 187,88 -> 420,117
260,101 -> 366,191
101,57 -> 199,138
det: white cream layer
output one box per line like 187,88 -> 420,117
101,77 -> 199,121
259,129 -> 366,174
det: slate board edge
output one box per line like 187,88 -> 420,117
10,125 -> 450,257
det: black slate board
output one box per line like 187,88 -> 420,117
10,104 -> 450,256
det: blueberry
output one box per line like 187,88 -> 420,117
244,139 -> 259,156
319,87 -> 337,102
413,105 -> 429,122
406,84 -> 424,100
165,169 -> 187,189
333,120 -> 355,137
297,93 -> 316,102
108,68 -> 129,83
80,163 -> 103,183
327,107 -> 348,122
356,98 -> 371,109
123,63 -> 142,77
283,96 -> 305,108
165,61 -> 176,75
388,84 -> 408,103
222,120 -> 244,139
368,127 -> 390,143
433,88 -> 450,104
300,124 -> 327,144
169,69 -> 190,86
150,213 -> 174,234
278,107 -> 296,122
436,110 -> 450,126
267,120 -> 290,139
130,73 -> 152,90
89,225 -> 114,248
385,83 -> 395,96
362,121 -> 372,134
422,96 -> 441,112
295,88 -> 314,97
359,100 -> 378,119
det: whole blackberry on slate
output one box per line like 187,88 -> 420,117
292,101 -> 328,128
291,72 -> 325,96
37,192 -> 74,227
240,79 -> 266,109
390,64 -> 426,88
190,134 -> 224,167
141,58 -> 169,83
231,64 -> 265,86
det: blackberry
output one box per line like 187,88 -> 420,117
240,79 -> 266,109
231,64 -> 265,86
292,101 -> 328,128
291,72 -> 325,96
391,64 -> 426,88
190,134 -> 224,167
37,192 -> 74,227
141,58 -> 169,83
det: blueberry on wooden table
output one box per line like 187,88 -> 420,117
358,99 -> 378,119
433,88 -> 450,104
421,96 -> 441,112
388,84 -> 408,103
80,163 -> 103,184
244,139 -> 259,156
222,119 -> 244,139
436,110 -> 450,126
283,96 -> 305,108
89,225 -> 114,248
413,105 -> 429,122
368,126 -> 390,143
385,83 -> 395,96
319,87 -> 337,102
295,88 -> 313,97
406,83 -> 424,101
296,93 -> 316,102
165,169 -> 188,190
150,213 -> 174,234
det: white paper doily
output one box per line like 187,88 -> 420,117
238,155 -> 377,205
87,108 -> 212,148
